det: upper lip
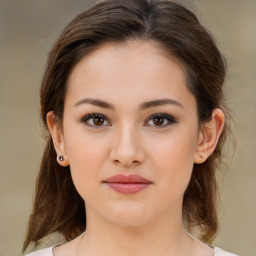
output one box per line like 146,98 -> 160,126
104,174 -> 152,184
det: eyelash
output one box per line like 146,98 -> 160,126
80,113 -> 177,129
145,113 -> 177,128
81,113 -> 111,129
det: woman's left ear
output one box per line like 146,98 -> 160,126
194,108 -> 225,164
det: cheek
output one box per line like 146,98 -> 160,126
150,128 -> 198,196
64,128 -> 109,198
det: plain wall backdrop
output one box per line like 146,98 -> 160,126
0,0 -> 255,255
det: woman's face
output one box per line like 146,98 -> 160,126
53,40 -> 204,227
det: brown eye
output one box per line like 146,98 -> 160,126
153,117 -> 164,126
81,113 -> 110,128
146,113 -> 177,128
93,117 -> 104,126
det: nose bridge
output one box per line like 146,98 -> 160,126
110,121 -> 145,166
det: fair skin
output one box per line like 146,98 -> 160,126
47,40 -> 224,256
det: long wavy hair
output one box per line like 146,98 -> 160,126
23,0 -> 230,252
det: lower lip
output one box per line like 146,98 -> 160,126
105,183 -> 151,194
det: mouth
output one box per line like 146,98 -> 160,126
103,174 -> 152,194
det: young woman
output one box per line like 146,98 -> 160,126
23,0 -> 238,255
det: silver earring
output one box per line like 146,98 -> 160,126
59,155 -> 64,161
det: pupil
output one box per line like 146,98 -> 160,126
153,117 -> 164,126
94,117 -> 104,126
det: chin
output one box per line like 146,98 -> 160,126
105,204 -> 152,228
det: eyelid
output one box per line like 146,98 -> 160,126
144,113 -> 177,128
80,112 -> 177,129
80,113 -> 111,128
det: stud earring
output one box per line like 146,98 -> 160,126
58,155 -> 64,161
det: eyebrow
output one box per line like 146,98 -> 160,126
74,98 -> 183,110
74,98 -> 115,109
140,98 -> 183,110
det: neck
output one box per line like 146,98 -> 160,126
78,206 -> 192,256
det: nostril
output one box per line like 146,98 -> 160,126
109,135 -> 146,166
113,159 -> 141,167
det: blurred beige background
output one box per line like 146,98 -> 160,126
0,0 -> 255,256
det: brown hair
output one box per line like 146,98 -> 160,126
23,0 -> 229,251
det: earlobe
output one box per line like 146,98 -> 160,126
46,111 -> 70,167
194,108 -> 225,164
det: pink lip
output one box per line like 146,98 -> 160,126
104,174 -> 152,194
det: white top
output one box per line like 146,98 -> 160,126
25,246 -> 238,256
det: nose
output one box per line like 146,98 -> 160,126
109,124 -> 145,167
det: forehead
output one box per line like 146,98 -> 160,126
66,40 -> 195,109
68,39 -> 186,83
